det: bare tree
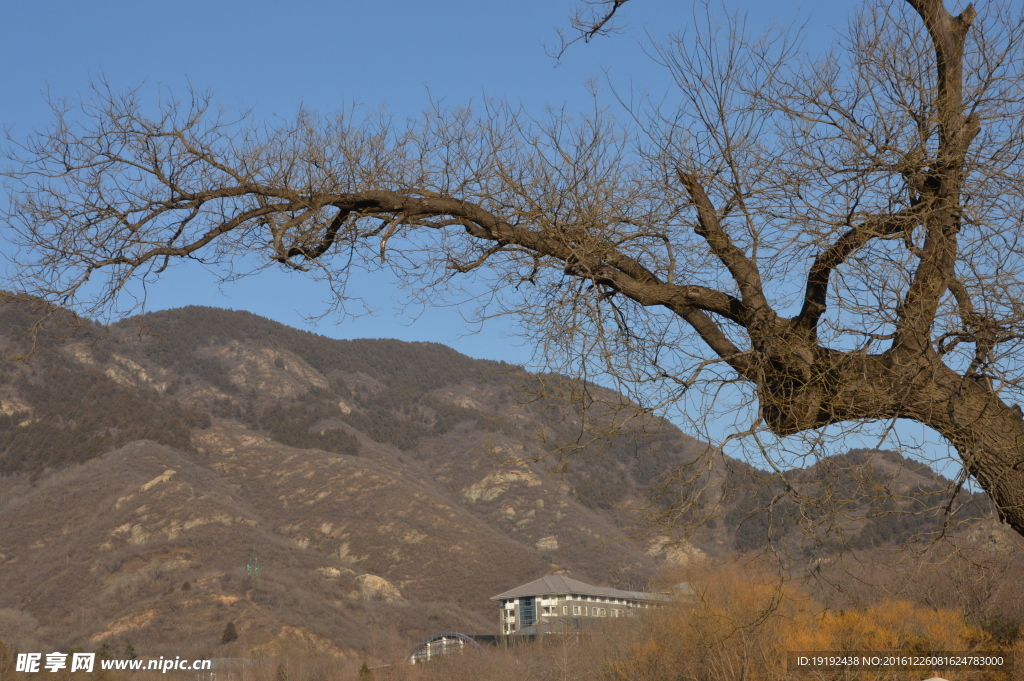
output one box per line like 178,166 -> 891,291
550,0 -> 634,58
4,1 -> 1024,536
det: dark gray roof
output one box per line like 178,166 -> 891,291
490,575 -> 670,602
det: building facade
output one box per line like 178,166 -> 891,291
491,575 -> 673,636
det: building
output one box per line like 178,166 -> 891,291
491,575 -> 674,636
406,633 -> 489,664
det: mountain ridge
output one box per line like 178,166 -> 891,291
0,298 -> 1000,659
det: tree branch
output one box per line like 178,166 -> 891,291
551,0 -> 633,59
795,206 -> 925,335
677,170 -> 773,327
890,0 -> 976,355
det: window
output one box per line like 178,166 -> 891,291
572,606 -> 581,615
612,609 -> 619,617
521,597 -> 536,626
563,605 -> 568,615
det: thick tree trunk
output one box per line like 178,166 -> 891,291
753,333 -> 1024,536
907,362 -> 1024,534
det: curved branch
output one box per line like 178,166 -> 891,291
677,170 -> 773,325
552,0 -> 633,59
795,206 -> 925,335
892,1 -> 978,355
69,183 -> 757,375
282,208 -> 351,261
89,203 -> 297,271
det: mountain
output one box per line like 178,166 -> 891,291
0,300 -> 708,660
0,298 -> 1001,660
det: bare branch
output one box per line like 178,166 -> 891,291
677,169 -> 773,326
796,206 -> 925,334
550,0 -> 633,60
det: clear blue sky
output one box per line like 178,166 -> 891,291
1,0 -> 858,364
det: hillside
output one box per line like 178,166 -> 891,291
0,298 -> 1003,660
0,301 -> 706,659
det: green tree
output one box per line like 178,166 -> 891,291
221,622 -> 238,645
6,0 -> 1024,537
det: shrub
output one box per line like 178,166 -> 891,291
221,622 -> 238,645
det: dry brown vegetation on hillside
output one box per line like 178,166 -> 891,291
276,562 -> 1023,681
7,561 -> 1018,681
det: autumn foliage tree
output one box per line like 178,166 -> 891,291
5,0 -> 1024,535
604,562 -> 1015,681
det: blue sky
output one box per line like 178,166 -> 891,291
1,0 -> 859,364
